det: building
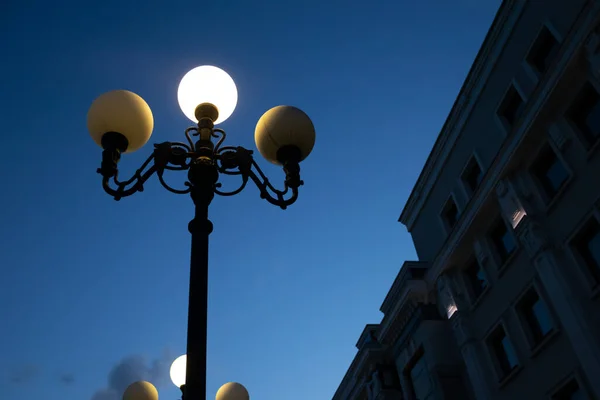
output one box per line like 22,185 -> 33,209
332,0 -> 600,399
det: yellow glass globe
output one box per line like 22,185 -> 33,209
254,105 -> 315,165
87,90 -> 154,153
177,66 -> 238,124
170,354 -> 187,388
216,382 -> 249,400
122,381 -> 158,400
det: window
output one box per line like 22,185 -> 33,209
462,156 -> 483,194
516,287 -> 554,346
487,325 -> 519,379
498,85 -> 525,128
526,26 -> 559,75
530,144 -> 569,201
490,219 -> 517,265
552,378 -> 585,400
442,197 -> 459,230
572,217 -> 600,286
408,355 -> 434,399
568,82 -> 600,147
465,259 -> 488,302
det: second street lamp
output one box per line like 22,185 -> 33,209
87,65 -> 316,400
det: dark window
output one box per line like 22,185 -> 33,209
488,325 -> 519,378
527,26 -> 559,74
442,197 -> 459,230
462,157 -> 483,194
573,218 -> 600,285
465,259 -> 488,301
530,144 -> 569,200
568,82 -> 600,147
552,379 -> 585,400
490,219 -> 516,265
409,355 -> 434,399
499,86 -> 525,127
517,288 -> 553,345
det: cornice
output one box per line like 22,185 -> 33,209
332,343 -> 388,400
380,261 -> 428,315
356,324 -> 380,349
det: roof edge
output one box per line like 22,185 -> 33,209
399,0 -> 517,229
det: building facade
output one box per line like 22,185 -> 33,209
333,0 -> 600,399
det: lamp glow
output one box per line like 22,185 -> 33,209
177,66 -> 238,124
169,354 -> 187,388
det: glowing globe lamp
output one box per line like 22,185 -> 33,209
170,354 -> 187,388
177,65 -> 238,124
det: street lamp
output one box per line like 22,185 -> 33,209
88,65 -> 315,400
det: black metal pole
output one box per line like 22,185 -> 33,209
184,148 -> 218,400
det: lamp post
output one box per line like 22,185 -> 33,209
88,65 -> 315,400
170,355 -> 249,400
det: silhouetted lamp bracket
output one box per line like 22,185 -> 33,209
87,67 -> 316,208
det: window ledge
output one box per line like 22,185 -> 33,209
469,285 -> 491,312
530,329 -> 560,359
498,365 -> 523,389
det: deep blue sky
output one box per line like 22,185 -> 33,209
0,1 -> 500,399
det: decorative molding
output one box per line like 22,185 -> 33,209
380,261 -> 428,316
496,178 -> 527,229
399,0 -> 524,230
425,0 -> 600,286
436,273 -> 458,318
367,364 -> 403,400
333,340 -> 397,399
382,300 -> 419,346
356,324 -> 381,349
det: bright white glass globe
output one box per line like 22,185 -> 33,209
170,354 -> 186,388
177,65 -> 238,124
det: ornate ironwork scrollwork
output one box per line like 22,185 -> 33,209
98,125 -> 303,209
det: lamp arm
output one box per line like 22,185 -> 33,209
99,141 -> 193,200
101,161 -> 158,201
215,145 -> 301,209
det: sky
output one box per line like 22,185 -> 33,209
0,1 -> 501,399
